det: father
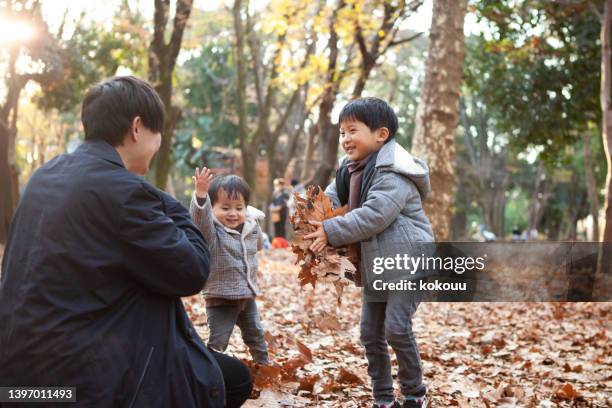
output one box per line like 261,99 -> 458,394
0,76 -> 252,407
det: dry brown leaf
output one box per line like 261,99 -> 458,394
298,374 -> 321,393
250,363 -> 282,389
562,362 -> 583,373
554,382 -> 580,400
317,313 -> 341,331
289,186 -> 357,305
280,357 -> 306,381
294,337 -> 313,363
337,367 -> 363,385
263,330 -> 278,355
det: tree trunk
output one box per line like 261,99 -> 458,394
411,0 -> 467,240
301,124 -> 317,182
583,129 -> 600,240
567,192 -> 587,240
351,63 -> 374,100
527,163 -> 544,233
0,4 -> 64,241
308,0 -> 344,188
148,0 -> 193,190
600,1 -> 612,243
0,48 -> 23,243
279,91 -> 309,178
0,121 -> 14,243
490,189 -> 507,238
311,123 -> 340,188
232,0 -> 257,191
264,137 -> 281,234
527,163 -> 553,238
599,0 -> 612,276
451,208 -> 467,240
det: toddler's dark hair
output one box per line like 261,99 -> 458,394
338,97 -> 398,141
208,175 -> 251,205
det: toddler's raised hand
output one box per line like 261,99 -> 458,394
193,165 -> 213,198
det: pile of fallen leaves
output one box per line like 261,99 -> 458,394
289,186 -> 358,302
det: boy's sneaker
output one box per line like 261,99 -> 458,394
402,396 -> 427,408
372,402 -> 401,408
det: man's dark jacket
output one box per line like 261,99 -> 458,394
0,141 -> 225,407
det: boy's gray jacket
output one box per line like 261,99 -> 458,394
190,193 -> 264,299
323,140 -> 435,281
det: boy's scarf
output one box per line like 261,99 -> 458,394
335,150 -> 379,209
347,153 -> 374,210
334,150 -> 379,287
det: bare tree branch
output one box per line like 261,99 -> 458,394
246,9 -> 265,109
168,0 -> 194,71
387,31 -> 424,48
588,0 -> 604,23
55,8 -> 69,40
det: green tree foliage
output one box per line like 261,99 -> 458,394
471,0 -> 601,162
461,1 -> 605,239
174,41 -> 240,175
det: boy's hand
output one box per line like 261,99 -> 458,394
193,165 -> 213,198
304,220 -> 328,254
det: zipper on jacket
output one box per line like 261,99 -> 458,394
128,346 -> 154,408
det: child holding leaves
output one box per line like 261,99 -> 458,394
305,98 -> 434,408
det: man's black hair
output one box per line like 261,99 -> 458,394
209,175 -> 251,205
81,76 -> 165,146
338,97 -> 398,142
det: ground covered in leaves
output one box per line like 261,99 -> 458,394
183,249 -> 611,407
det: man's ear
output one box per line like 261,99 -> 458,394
129,117 -> 142,143
377,127 -> 389,144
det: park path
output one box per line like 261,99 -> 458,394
183,249 -> 611,407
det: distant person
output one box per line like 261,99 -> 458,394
270,178 -> 290,238
190,170 -> 269,366
0,76 -> 251,407
479,224 -> 496,242
511,225 -> 523,241
261,231 -> 272,249
306,97 -> 433,408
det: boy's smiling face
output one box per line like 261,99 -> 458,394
339,119 -> 389,161
212,188 -> 247,229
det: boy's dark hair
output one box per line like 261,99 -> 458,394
209,175 -> 251,205
81,76 -> 165,146
338,97 -> 398,142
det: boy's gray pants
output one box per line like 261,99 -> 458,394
360,290 -> 426,400
206,298 -> 269,365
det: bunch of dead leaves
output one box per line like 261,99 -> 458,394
289,186 -> 358,303
246,330 -> 365,402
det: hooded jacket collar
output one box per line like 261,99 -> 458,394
374,139 -> 431,199
336,139 -> 431,199
213,205 -> 265,238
